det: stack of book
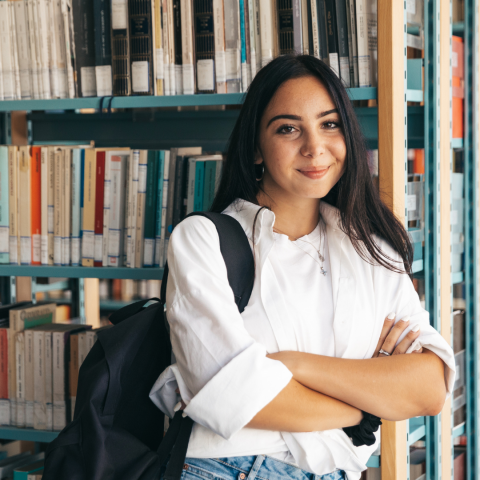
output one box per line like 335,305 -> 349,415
0,301 -> 110,431
0,145 -> 223,268
0,0 -> 378,100
99,279 -> 162,302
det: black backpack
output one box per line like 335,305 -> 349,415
42,212 -> 255,480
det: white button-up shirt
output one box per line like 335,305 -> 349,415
149,199 -> 456,480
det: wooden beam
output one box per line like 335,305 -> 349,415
439,0 -> 452,477
377,0 -> 407,478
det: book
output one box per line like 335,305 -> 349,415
94,0 -> 113,96
153,0 -> 164,95
82,148 -> 97,267
94,150 -> 106,267
111,0 -> 131,95
278,0 -> 294,55
127,150 -> 139,267
13,0 -> 33,100
8,146 -> 18,265
0,452 -> 44,478
355,0 -> 370,87
37,0 -> 52,98
213,0 -> 226,93
40,147 -> 48,265
13,459 -> 44,480
166,0 -> 176,93
0,147 -> 9,264
134,150 -> 148,268
69,332 -> 79,421
30,146 -> 41,265
71,148 -> 82,266
154,150 -> 168,267
180,0 -> 195,94
324,0 -> 340,76
0,327 -> 9,425
346,0 -> 359,87
53,148 -> 64,266
224,0 -> 241,92
128,0 -> 154,95
47,147 -> 55,264
315,0 -> 329,63
171,155 -> 186,229
50,0 -> 69,98
173,0 -> 183,95
15,331 -> 25,427
335,0 -> 350,86
0,3 -> 18,100
24,328 -> 34,427
143,151 -> 158,267
239,0 -> 249,90
162,0 -> 172,95
122,153 -> 130,265
301,0 -> 309,54
366,0 -> 377,87
72,0 -> 97,96
10,1 -> 22,101
102,150 -> 112,266
259,0 -> 274,67
62,148 -> 72,265
18,146 -> 31,265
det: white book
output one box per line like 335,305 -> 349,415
62,148 -> 71,266
102,153 -> 112,266
15,332 -> 25,428
347,0 -> 359,88
40,147 -> 49,265
108,152 -> 128,267
61,0 -> 76,98
78,331 -> 88,367
24,330 -> 34,428
86,330 -> 96,351
122,154 -> 130,266
162,0 -> 171,95
9,3 -> 22,100
355,0 -> 371,87
0,26 -> 4,101
156,150 -> 170,267
166,0 -> 176,95
213,0 -> 227,93
247,0 -> 257,80
53,148 -> 63,266
36,0 -> 52,98
51,329 -> 68,431
135,151 -> 148,268
14,0 -> 33,99
223,0 -> 241,93
180,0 -> 195,94
26,0 -> 41,99
33,330 -> 46,430
50,0 -> 68,98
127,150 -> 139,268
258,0 -> 274,67
44,331 -> 53,430
310,0 -> 320,59
0,3 -> 17,100
367,0 -> 377,87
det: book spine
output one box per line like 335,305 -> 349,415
31,0 -> 43,97
143,151 -> 158,267
72,0 -> 97,97
40,147 -> 48,265
180,0 -> 195,94
247,0 -> 256,80
52,332 -> 66,431
317,0 -> 329,63
300,0 -> 308,54
244,0 -> 251,86
13,0 -> 33,100
355,0 -> 370,87
346,0 -> 359,87
94,151 -> 106,267
161,0 -> 171,95
213,0 -> 226,93
164,149 -> 176,241
47,0 -> 60,98
203,160 -> 216,211
31,147 -> 41,265
63,148 -> 71,266
9,3 -> 22,101
167,0 -> 176,94
158,150 -> 170,266
47,147 -> 55,264
335,0 -> 350,86
127,150 -> 139,268
71,149 -> 82,266
37,0 -> 52,98
8,312 -> 18,425
102,153 -> 112,267
128,0 -> 154,95
18,146 -> 31,265
79,149 -> 85,256
186,157 -> 196,215
193,0 -> 215,94
154,0 -> 164,95
214,159 -> 223,195
173,0 -> 183,95
278,0 -> 294,55
69,334 -> 79,422
258,0 -> 274,67
111,0 -> 131,95
53,0 -> 69,98
53,149 -> 63,266
309,0 -> 319,58
0,329 -> 9,426
193,161 -> 205,212
135,151 -> 148,268
26,0 -> 40,99
154,151 -> 166,267
324,0 -> 339,76
292,0 -> 302,54
15,332 -> 25,428
94,0 -> 113,96
0,3 -> 15,100
81,149 -> 96,267
108,154 -> 127,266
224,0 -> 241,93
8,146 -> 18,265
239,0 -> 247,90
122,154 -> 130,265
33,330 -> 46,430
24,330 -> 34,428
171,156 -> 185,229
44,332 -> 53,430
366,0 -> 377,87
0,147 -> 9,264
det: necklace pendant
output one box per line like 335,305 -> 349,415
321,267 -> 327,276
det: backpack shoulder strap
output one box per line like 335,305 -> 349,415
160,211 -> 254,314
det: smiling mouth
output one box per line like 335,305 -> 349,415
297,166 -> 330,179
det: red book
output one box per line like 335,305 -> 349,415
94,151 -> 106,267
31,146 -> 42,265
0,329 -> 8,400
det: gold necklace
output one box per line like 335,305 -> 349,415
272,217 -> 328,276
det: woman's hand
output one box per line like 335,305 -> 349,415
372,313 -> 423,357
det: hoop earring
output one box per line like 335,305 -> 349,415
255,163 -> 264,182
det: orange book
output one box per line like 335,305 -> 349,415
413,149 -> 425,175
452,96 -> 464,139
31,147 -> 42,265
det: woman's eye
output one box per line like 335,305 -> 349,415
323,121 -> 340,129
277,125 -> 296,135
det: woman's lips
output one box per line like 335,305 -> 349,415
298,166 -> 330,179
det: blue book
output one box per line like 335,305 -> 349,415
239,0 -> 247,90
0,147 -> 9,264
193,161 -> 205,212
154,151 -> 166,267
80,149 -> 85,242
203,161 -> 217,211
71,149 -> 82,265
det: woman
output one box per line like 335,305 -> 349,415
150,55 -> 455,480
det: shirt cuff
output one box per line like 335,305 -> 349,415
183,343 -> 293,440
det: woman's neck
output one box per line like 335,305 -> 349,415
256,189 -> 321,241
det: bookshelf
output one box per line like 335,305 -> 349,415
0,1 -> 476,479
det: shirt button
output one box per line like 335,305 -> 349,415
239,474 -> 246,479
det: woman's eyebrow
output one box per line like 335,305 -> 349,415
266,109 -> 339,127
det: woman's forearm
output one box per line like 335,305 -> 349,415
269,350 -> 446,421
246,378 -> 363,432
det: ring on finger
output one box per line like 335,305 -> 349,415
379,348 -> 391,356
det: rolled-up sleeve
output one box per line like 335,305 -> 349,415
149,216 -> 293,440
374,238 -> 456,398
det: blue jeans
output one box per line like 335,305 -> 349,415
162,455 -> 346,480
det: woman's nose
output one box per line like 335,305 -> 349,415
299,131 -> 326,159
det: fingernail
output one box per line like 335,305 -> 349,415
182,412 -> 187,418
411,324 -> 420,333
387,312 -> 395,320
415,347 -> 422,352
400,316 -> 411,323
173,402 -> 182,412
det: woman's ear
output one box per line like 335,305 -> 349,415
254,148 -> 263,165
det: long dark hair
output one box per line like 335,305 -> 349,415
210,54 -> 413,274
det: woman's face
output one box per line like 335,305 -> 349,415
256,75 -> 347,201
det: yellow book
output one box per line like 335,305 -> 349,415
154,0 -> 164,95
18,146 -> 31,265
82,149 -> 96,267
8,146 -> 19,264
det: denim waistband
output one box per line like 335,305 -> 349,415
181,455 -> 346,480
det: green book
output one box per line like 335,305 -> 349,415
143,151 -> 158,267
203,161 -> 217,211
14,460 -> 44,480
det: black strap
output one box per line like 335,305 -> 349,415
109,297 -> 161,326
163,416 -> 194,480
